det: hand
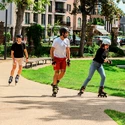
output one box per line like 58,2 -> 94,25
26,58 -> 28,63
52,59 -> 56,66
107,60 -> 112,64
67,59 -> 70,67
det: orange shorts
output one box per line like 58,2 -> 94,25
53,57 -> 66,70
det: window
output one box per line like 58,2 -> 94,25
48,1 -> 52,12
41,14 -> 45,25
25,12 -> 30,24
67,4 -> 71,12
78,18 -> 81,28
66,16 -> 70,26
48,15 -> 52,25
56,2 -> 63,9
33,13 -> 38,23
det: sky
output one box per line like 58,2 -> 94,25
117,1 -> 125,12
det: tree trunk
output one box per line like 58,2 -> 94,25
14,4 -> 26,42
79,12 -> 87,57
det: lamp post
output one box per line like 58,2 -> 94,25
4,9 -> 7,60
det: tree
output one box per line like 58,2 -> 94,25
71,0 -> 124,57
101,0 -> 124,22
0,0 -> 49,41
101,0 -> 125,46
71,0 -> 108,57
26,23 -> 44,56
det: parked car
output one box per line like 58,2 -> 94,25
68,36 -> 86,45
43,36 -> 57,43
120,38 -> 125,46
92,36 -> 110,45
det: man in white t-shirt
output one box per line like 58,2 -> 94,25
50,27 -> 70,97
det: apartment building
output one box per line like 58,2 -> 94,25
0,0 -> 120,40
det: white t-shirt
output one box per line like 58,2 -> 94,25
52,37 -> 70,58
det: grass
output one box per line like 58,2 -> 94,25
105,109 -> 125,125
22,59 -> 125,98
22,59 -> 125,124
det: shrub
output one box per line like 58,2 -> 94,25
109,46 -> 125,57
26,24 -> 44,56
84,43 -> 99,54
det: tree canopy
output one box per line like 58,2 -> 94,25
0,0 -> 50,40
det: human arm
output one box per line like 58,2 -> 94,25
50,47 -> 56,65
11,50 -> 15,63
66,47 -> 70,66
24,49 -> 28,62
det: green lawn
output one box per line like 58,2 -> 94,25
105,109 -> 125,125
22,59 -> 125,97
22,59 -> 125,124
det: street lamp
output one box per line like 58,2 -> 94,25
4,9 -> 7,60
3,3 -> 9,60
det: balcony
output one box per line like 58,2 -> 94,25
55,8 -> 66,13
77,26 -> 82,30
60,21 -> 71,26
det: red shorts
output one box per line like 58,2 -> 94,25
53,57 -> 66,70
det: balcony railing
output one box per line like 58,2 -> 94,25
60,21 -> 71,26
55,8 -> 66,13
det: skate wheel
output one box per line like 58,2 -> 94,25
52,93 -> 56,97
78,93 -> 82,96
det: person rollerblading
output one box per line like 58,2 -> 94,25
78,86 -> 85,96
50,27 -> 70,97
98,86 -> 107,97
52,85 -> 58,97
8,76 -> 13,85
8,34 -> 28,86
15,75 -> 19,85
77,39 -> 111,97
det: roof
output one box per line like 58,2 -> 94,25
95,28 -> 110,35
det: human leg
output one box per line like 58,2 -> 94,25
97,65 -> 107,97
78,62 -> 97,96
8,62 -> 17,84
97,65 -> 106,87
15,58 -> 23,84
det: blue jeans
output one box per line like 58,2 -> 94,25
82,61 -> 106,88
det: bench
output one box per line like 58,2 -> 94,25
24,57 -> 51,68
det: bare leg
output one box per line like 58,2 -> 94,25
10,64 -> 17,76
17,65 -> 23,76
53,70 -> 59,85
57,69 -> 65,81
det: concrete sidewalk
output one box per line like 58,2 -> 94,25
0,59 -> 125,125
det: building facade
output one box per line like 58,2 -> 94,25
0,0 -> 120,41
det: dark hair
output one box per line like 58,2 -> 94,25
59,28 -> 68,36
100,44 -> 105,48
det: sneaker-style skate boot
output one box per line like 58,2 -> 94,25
51,80 -> 60,90
78,86 -> 85,96
15,75 -> 19,84
52,85 -> 58,97
98,86 -> 107,97
8,76 -> 13,84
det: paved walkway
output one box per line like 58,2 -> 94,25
0,59 -> 125,125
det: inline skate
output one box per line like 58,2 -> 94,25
52,85 -> 58,97
78,86 -> 85,96
98,86 -> 107,97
